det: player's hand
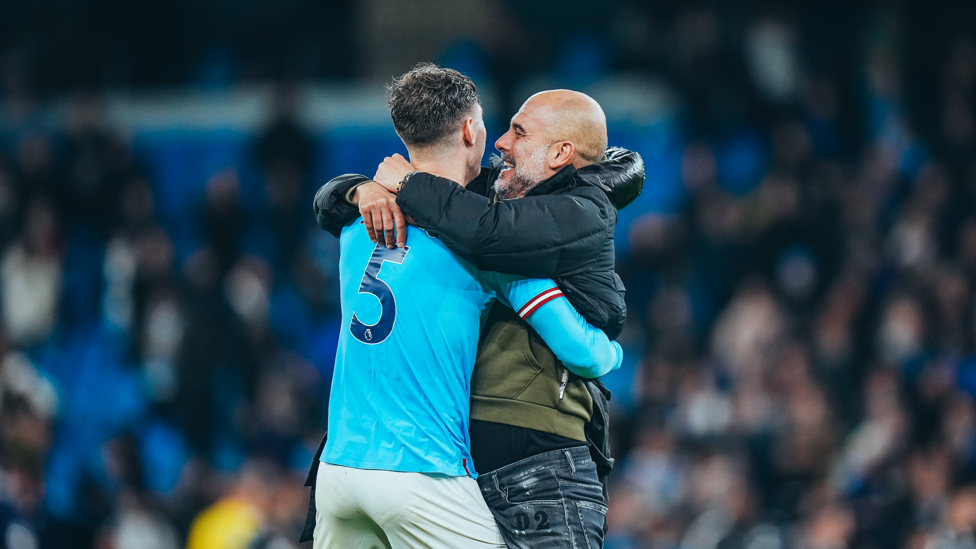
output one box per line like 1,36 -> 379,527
352,182 -> 407,248
373,154 -> 414,193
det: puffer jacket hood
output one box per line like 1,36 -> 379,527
578,147 -> 645,210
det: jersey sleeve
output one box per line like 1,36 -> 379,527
481,272 -> 623,379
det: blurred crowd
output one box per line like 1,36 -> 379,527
0,2 -> 975,549
605,29 -> 976,549
0,89 -> 333,549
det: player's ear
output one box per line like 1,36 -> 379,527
462,118 -> 476,148
548,141 -> 575,170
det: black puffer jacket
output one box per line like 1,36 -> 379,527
313,147 -> 644,339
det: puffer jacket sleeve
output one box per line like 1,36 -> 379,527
396,173 -> 610,278
312,174 -> 371,238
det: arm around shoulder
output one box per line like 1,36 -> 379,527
398,175 -> 609,278
526,296 -> 622,378
488,274 -> 622,378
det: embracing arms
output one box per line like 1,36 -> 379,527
313,148 -> 644,277
487,274 -> 623,378
312,148 -> 644,338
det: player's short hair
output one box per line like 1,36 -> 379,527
387,63 -> 480,148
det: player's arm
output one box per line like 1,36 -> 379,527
487,274 -> 623,379
313,175 -> 407,247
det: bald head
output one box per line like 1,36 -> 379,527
522,90 -> 608,166
494,89 -> 609,199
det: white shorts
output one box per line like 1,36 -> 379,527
313,462 -> 507,549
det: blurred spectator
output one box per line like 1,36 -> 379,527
204,170 -> 244,280
184,460 -> 298,549
62,94 -> 133,237
1,198 -> 63,347
255,83 -> 313,271
0,350 -> 57,549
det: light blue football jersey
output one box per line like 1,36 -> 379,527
323,220 -> 559,478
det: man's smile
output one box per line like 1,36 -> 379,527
499,153 -> 516,180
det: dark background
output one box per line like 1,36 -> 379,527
1,1 -> 976,548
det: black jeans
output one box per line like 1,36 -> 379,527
478,446 -> 608,549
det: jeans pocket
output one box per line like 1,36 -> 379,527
492,468 -> 574,548
492,501 -> 572,549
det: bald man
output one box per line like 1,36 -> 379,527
492,90 -> 609,200
313,89 -> 644,548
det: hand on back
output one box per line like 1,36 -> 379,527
353,182 -> 406,249
351,153 -> 416,249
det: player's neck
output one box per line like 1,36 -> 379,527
408,153 -> 476,188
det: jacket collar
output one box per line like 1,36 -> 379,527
525,164 -> 580,197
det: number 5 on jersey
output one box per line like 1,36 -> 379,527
350,245 -> 410,345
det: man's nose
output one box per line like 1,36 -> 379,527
495,132 -> 511,152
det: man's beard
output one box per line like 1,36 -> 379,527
494,145 -> 550,200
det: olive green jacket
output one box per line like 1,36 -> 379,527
470,305 -> 593,442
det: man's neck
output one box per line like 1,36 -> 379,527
409,153 -> 474,187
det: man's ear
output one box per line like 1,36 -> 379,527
462,118 -> 476,147
548,141 -> 575,170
